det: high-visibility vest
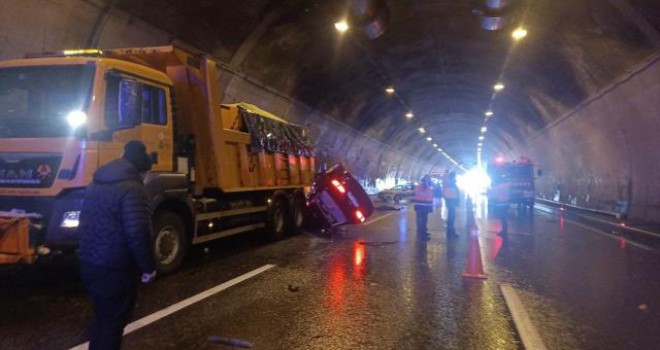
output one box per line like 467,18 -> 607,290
414,184 -> 434,206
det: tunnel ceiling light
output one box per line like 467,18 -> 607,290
478,135 -> 485,140
406,112 -> 414,118
485,110 -> 494,117
433,143 -> 438,147
512,27 -> 528,40
478,142 -> 483,147
418,127 -> 426,133
386,87 -> 395,94
426,137 -> 432,141
334,20 -> 349,32
481,126 -> 487,133
493,83 -> 505,91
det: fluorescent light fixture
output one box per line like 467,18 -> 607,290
426,137 -> 432,141
386,87 -> 395,93
485,110 -> 494,117
406,112 -> 414,118
481,126 -> 487,133
478,135 -> 485,140
433,143 -> 438,148
418,127 -> 426,133
494,83 -> 505,91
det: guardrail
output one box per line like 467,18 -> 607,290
536,198 -> 660,240
535,198 -> 622,219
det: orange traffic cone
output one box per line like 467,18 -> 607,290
462,228 -> 487,279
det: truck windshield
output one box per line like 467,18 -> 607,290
490,164 -> 533,181
0,65 -> 95,138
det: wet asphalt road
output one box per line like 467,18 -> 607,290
1,196 -> 659,350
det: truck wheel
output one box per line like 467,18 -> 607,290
267,196 -> 289,241
289,193 -> 306,235
393,194 -> 402,203
153,211 -> 188,274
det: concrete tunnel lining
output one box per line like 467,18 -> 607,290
2,0 -> 660,221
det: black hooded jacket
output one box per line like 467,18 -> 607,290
78,159 -> 155,273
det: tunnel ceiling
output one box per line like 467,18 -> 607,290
108,0 -> 660,169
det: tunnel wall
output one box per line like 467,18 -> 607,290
523,53 -> 660,222
0,0 -> 438,190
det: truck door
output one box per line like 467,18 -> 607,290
101,72 -> 174,171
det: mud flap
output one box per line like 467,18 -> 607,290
0,216 -> 37,264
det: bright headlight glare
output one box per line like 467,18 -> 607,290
67,110 -> 87,129
61,211 -> 81,228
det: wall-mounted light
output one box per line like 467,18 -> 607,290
512,28 -> 528,40
481,126 -> 487,133
386,87 -> 395,93
426,137 -> 432,141
478,135 -> 485,140
433,143 -> 438,147
418,127 -> 426,133
493,83 -> 505,91
485,110 -> 493,117
406,112 -> 414,118
334,20 -> 349,32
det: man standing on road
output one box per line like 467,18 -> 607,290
78,140 -> 157,350
442,172 -> 460,239
491,179 -> 511,241
414,175 -> 434,238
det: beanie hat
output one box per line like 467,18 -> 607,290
122,140 -> 152,172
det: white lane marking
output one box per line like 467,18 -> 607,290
363,212 -> 395,226
500,284 -> 548,350
568,220 -> 653,252
69,264 -> 276,350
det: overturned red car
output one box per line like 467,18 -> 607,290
306,164 -> 374,228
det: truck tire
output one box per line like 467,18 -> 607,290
267,195 -> 289,241
393,194 -> 402,203
289,192 -> 306,235
152,211 -> 188,274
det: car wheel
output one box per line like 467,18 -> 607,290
393,194 -> 402,203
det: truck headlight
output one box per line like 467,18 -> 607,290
60,211 -> 81,228
66,110 -> 87,129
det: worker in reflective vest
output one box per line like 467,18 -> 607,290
414,175 -> 434,237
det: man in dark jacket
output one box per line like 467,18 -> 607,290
442,172 -> 460,239
78,140 -> 156,350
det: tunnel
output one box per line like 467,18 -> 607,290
2,0 -> 660,223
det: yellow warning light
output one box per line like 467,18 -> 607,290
62,49 -> 103,56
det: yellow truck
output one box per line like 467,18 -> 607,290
0,46 -> 315,273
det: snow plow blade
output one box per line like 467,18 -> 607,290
0,215 -> 36,264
